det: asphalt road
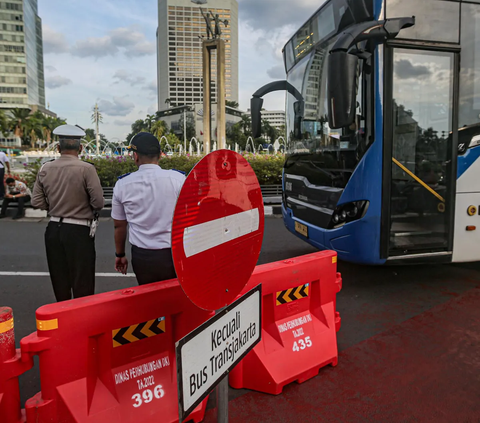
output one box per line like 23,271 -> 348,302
1,216 -> 479,419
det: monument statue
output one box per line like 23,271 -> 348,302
200,7 -> 229,39
200,8 -> 214,39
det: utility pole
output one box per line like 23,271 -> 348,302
94,103 -> 100,156
184,107 -> 187,155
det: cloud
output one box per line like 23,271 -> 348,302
45,65 -> 57,73
114,119 -> 132,126
144,80 -> 157,93
395,59 -> 431,79
42,25 -> 69,54
267,65 -> 285,79
46,75 -> 72,89
71,36 -> 118,58
71,26 -> 155,59
239,0 -> 318,32
113,69 -> 146,86
98,97 -> 135,116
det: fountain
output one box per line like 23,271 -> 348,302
246,136 -> 256,153
274,136 -> 286,154
189,137 -> 201,156
160,136 -> 173,155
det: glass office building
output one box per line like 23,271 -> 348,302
0,0 -> 45,110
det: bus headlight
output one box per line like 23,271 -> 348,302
330,201 -> 369,228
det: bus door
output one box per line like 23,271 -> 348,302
383,46 -> 459,259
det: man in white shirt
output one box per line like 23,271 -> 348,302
112,132 -> 185,285
0,151 -> 11,199
0,177 -> 31,220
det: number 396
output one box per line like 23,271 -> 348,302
293,336 -> 312,352
132,385 -> 165,408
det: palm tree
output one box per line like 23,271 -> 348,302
0,110 -> 8,134
151,120 -> 168,140
145,114 -> 156,132
41,116 -> 65,147
26,113 -> 44,148
9,108 -> 31,145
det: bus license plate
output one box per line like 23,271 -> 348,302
295,221 -> 308,238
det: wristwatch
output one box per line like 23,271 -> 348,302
115,252 -> 126,258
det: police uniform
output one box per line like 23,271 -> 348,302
32,125 -> 104,301
112,132 -> 185,285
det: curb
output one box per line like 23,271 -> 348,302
3,203 -> 283,220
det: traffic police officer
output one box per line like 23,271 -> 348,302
112,132 -> 185,285
32,124 -> 104,302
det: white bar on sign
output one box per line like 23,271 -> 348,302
183,208 -> 260,258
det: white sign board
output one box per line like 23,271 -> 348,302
176,285 -> 261,420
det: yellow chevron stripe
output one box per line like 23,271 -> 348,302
276,284 -> 310,305
140,319 -> 157,338
123,324 -> 138,343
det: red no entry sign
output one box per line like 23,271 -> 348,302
171,150 -> 265,311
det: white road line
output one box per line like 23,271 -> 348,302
0,272 -> 136,277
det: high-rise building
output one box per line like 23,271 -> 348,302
0,0 -> 45,111
157,0 -> 238,110
261,110 -> 286,131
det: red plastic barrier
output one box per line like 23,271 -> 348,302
0,307 -> 33,423
20,281 -> 213,423
229,251 -> 342,394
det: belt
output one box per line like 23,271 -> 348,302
50,217 -> 92,227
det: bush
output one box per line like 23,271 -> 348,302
24,153 -> 286,188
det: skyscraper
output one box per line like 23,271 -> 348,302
157,0 -> 238,110
0,0 -> 46,111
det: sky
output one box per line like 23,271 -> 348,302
38,0 -> 322,140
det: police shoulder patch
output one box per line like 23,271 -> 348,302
171,168 -> 186,175
117,172 -> 131,180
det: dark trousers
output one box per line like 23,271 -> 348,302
0,168 -> 4,197
131,245 -> 177,285
45,221 -> 96,302
1,195 -> 30,217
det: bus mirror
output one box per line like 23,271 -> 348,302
293,100 -> 304,139
251,96 -> 263,138
328,51 -> 359,129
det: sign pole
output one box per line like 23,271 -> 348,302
216,377 -> 229,423
216,306 -> 228,423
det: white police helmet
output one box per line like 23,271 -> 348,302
53,124 -> 86,138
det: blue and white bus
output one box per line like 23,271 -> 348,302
251,0 -> 480,264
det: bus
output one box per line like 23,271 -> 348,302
251,0 -> 480,264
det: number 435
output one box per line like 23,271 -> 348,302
293,336 -> 312,352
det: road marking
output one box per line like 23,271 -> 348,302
0,271 -> 136,277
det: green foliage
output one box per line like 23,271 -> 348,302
23,153 -> 285,189
23,158 -> 44,189
242,153 -> 284,185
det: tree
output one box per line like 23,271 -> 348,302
239,114 -> 252,136
8,108 -> 31,145
226,100 -> 239,109
25,112 -> 44,148
0,110 -> 8,134
262,119 -> 279,144
226,121 -> 247,150
41,115 -> 65,146
151,120 -> 168,140
126,119 -> 149,143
